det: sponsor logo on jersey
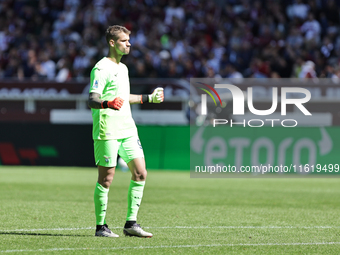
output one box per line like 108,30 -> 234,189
93,80 -> 99,88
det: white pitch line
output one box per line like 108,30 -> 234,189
2,225 -> 340,232
147,226 -> 340,229
2,242 -> 340,253
1,227 -> 94,232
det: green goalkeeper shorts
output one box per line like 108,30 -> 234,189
94,136 -> 144,167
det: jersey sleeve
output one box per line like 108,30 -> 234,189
89,67 -> 107,95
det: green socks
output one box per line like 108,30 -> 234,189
94,182 -> 109,225
126,180 -> 145,221
94,180 -> 145,225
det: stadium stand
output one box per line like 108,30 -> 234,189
0,0 -> 340,80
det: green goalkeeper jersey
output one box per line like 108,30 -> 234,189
89,57 -> 137,140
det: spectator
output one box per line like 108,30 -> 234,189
299,60 -> 317,79
0,0 -> 339,81
287,0 -> 309,20
4,58 -> 20,78
224,64 -> 243,80
320,37 -> 335,59
164,1 -> 185,25
206,66 -> 222,79
39,51 -> 56,80
323,0 -> 339,25
292,57 -> 304,78
286,27 -> 304,49
55,57 -> 72,82
301,13 -> 321,44
22,49 -> 37,78
33,62 -> 48,80
73,49 -> 90,77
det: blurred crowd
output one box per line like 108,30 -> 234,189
1,0 -> 340,82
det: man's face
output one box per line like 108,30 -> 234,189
112,32 -> 131,55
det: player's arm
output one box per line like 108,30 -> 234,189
88,92 -> 124,110
89,67 -> 124,110
129,87 -> 164,105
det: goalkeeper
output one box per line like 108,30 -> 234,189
88,25 -> 164,238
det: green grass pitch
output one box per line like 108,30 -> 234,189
1,167 -> 340,254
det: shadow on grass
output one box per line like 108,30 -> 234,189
0,231 -> 89,237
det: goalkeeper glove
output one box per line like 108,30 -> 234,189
107,97 -> 124,110
148,87 -> 164,103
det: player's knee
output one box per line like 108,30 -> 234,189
106,175 -> 114,184
135,169 -> 147,181
101,175 -> 114,188
140,170 -> 147,180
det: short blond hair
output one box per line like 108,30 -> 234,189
105,25 -> 131,44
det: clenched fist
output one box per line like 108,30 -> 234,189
108,97 -> 124,110
149,88 -> 164,103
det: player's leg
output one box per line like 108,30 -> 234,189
118,137 -> 152,237
93,139 -> 120,237
95,166 -> 113,224
124,157 -> 152,237
126,157 -> 147,225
